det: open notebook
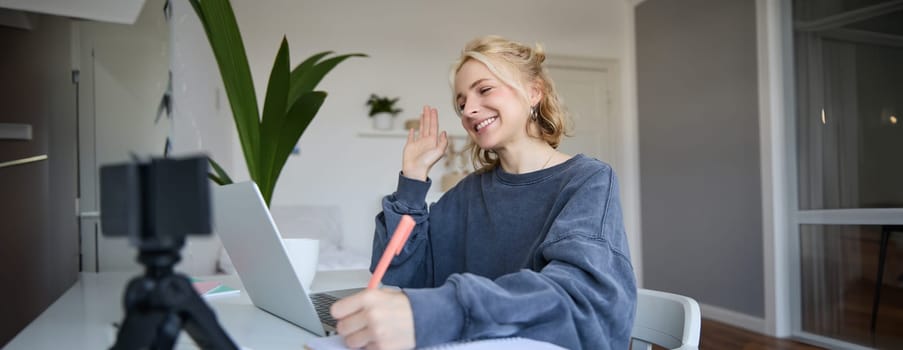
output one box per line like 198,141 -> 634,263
304,335 -> 566,350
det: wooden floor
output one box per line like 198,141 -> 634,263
803,279 -> 903,348
688,280 -> 903,349
697,319 -> 823,350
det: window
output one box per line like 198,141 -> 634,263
791,1 -> 903,348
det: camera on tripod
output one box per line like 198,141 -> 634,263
101,156 -> 210,254
100,155 -> 237,350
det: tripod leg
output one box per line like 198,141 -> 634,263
113,277 -> 167,349
113,275 -> 238,349
110,264 -> 237,349
151,313 -> 184,349
112,309 -> 171,350
170,274 -> 239,349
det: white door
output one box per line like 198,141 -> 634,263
546,57 -> 617,165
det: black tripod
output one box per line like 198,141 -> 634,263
100,156 -> 238,349
111,250 -> 238,350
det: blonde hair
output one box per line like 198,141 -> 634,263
450,35 -> 570,173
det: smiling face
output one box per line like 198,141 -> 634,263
454,59 -> 538,152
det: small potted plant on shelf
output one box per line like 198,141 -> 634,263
366,94 -> 403,130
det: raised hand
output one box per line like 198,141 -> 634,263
401,106 -> 448,181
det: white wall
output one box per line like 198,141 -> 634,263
176,0 -> 636,261
76,0 -> 184,273
169,0 -> 237,274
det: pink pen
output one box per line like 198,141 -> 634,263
368,215 -> 416,289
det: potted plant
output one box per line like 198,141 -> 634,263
366,94 -> 403,130
190,0 -> 365,206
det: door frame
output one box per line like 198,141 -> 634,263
75,20 -> 101,273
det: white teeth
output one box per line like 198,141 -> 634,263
476,117 -> 497,131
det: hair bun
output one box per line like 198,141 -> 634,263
533,43 -> 546,63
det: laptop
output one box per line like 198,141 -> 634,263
212,181 -> 362,336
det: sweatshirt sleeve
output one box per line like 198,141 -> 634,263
403,169 -> 637,350
370,172 -> 435,288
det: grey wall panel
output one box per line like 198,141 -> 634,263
636,0 -> 765,317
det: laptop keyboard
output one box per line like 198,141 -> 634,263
311,293 -> 339,328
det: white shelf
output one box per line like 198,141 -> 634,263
357,130 -> 468,140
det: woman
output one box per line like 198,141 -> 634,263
331,36 -> 636,350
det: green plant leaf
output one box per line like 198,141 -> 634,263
208,173 -> 228,185
259,91 -> 326,205
191,0 -> 261,180
286,51 -> 331,107
257,37 -> 291,195
366,94 -> 403,116
208,157 -> 233,185
291,51 -> 333,79
288,53 -> 367,104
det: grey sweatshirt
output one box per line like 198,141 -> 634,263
371,154 -> 636,349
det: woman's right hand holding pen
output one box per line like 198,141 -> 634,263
402,106 -> 448,181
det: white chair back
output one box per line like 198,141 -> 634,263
630,288 -> 701,350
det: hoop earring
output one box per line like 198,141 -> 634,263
530,105 -> 539,121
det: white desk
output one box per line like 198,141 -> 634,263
6,270 -> 372,349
